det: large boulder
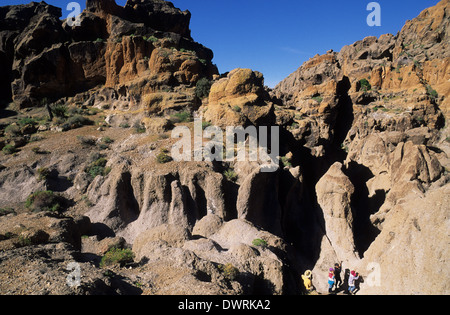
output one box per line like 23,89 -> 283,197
358,184 -> 450,295
132,223 -> 192,260
236,166 -> 282,235
203,68 -> 275,127
315,162 -> 359,264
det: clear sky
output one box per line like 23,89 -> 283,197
2,0 -> 441,87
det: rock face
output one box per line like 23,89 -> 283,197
202,68 -> 276,127
0,0 -> 217,109
274,0 -> 448,156
359,184 -> 449,295
315,162 -> 358,263
272,0 -> 450,295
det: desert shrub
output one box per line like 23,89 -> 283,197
67,106 -> 84,116
25,190 -> 63,213
170,111 -> 191,123
4,124 -> 21,138
77,136 -> 96,146
16,236 -> 32,247
102,137 -> 114,144
36,167 -> 50,182
85,157 -> 110,178
100,247 -> 135,268
29,135 -> 44,142
252,238 -> 268,248
32,147 -> 50,155
133,122 -> 146,134
426,85 -> 438,101
202,121 -> 212,130
312,95 -> 323,103
51,105 -> 68,118
99,137 -> 114,150
156,149 -> 173,164
98,143 -> 109,150
223,168 -> 238,182
62,115 -> 93,131
18,117 -> 38,126
195,78 -> 211,99
0,207 -> 15,217
359,78 -> 372,92
146,35 -> 158,43
218,263 -> 239,281
2,144 -> 16,155
232,105 -> 241,113
86,107 -> 102,116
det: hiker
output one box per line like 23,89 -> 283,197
328,268 -> 335,294
348,270 -> 360,295
301,270 -> 314,293
334,263 -> 342,290
343,269 -> 350,294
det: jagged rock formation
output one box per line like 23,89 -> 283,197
274,0 -> 448,156
0,0 -> 449,295
201,68 -> 276,127
273,0 -> 449,294
0,0 -> 217,109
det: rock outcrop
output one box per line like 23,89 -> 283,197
358,183 -> 449,295
0,0 -> 217,109
272,0 -> 449,295
0,0 -> 449,296
202,68 -> 276,127
274,0 -> 448,157
315,162 -> 358,263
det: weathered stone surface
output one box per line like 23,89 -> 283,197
0,0 -> 217,109
202,68 -> 275,127
358,184 -> 450,295
315,162 -> 358,263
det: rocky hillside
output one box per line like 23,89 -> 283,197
273,0 -> 450,294
0,0 -> 217,110
0,0 -> 448,295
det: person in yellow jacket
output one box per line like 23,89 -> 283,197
301,270 -> 314,293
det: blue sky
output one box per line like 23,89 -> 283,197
2,0 -> 440,87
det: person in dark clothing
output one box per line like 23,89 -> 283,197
334,263 -> 342,290
343,268 -> 350,294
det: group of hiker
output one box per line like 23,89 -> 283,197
301,262 -> 361,295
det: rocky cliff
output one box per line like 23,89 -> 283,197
0,0 -> 448,295
273,0 -> 449,294
0,0 -> 217,110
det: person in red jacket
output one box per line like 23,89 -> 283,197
348,270 -> 360,295
328,267 -> 335,294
